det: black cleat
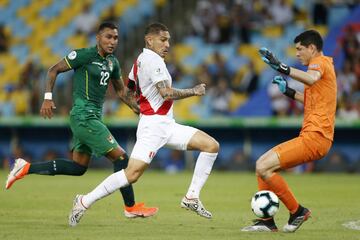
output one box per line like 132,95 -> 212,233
283,205 -> 311,232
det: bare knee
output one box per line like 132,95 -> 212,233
203,138 -> 220,153
125,168 -> 142,184
124,159 -> 147,183
255,157 -> 274,179
255,150 -> 281,179
255,159 -> 268,178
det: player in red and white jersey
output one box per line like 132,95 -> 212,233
128,47 -> 174,117
68,23 -> 220,226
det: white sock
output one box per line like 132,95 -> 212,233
82,170 -> 129,208
186,152 -> 217,199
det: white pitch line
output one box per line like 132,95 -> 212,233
342,220 -> 360,230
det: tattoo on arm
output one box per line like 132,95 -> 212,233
113,77 -> 139,113
156,81 -> 195,100
45,59 -> 71,92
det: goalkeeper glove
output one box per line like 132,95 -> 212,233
272,75 -> 296,99
259,47 -> 290,75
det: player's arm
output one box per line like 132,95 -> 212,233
155,80 -> 206,100
111,77 -> 140,114
272,75 -> 304,103
40,59 -> 71,119
289,68 -> 321,85
259,47 -> 321,86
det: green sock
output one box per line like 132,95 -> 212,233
28,159 -> 87,176
114,154 -> 135,207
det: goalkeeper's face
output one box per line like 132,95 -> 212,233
96,28 -> 119,55
145,30 -> 170,58
295,42 -> 313,66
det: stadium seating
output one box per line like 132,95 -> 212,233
0,1 -> 360,169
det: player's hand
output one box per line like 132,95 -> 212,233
272,75 -> 296,99
193,83 -> 206,96
272,75 -> 288,93
259,47 -> 290,75
40,100 -> 56,119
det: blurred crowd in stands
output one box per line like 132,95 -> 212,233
0,0 -> 359,120
0,1 -> 360,172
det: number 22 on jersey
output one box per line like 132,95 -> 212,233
100,71 -> 110,86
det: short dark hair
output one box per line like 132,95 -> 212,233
145,22 -> 168,35
294,30 -> 323,51
97,22 -> 118,33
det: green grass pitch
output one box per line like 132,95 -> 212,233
1,170 -> 360,240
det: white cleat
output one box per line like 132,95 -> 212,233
69,195 -> 87,227
180,196 -> 212,219
5,158 -> 30,189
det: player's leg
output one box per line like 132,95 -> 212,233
5,147 -> 89,189
242,133 -> 330,232
242,148 -> 292,232
185,130 -> 219,198
69,157 -> 150,226
167,123 -> 219,219
106,147 -> 135,207
30,151 -> 89,176
69,117 -> 164,226
183,130 -> 219,219
106,147 -> 158,218
242,140 -> 303,232
5,117 -> 97,189
257,148 -> 300,213
262,150 -> 311,233
76,159 -> 148,209
278,133 -> 331,232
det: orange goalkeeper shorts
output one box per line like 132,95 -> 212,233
272,131 -> 332,170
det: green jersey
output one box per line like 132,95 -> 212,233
64,46 -> 121,118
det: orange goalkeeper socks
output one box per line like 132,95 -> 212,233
257,175 -> 270,191
264,173 -> 299,214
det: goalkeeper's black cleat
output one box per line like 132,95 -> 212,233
283,205 -> 311,233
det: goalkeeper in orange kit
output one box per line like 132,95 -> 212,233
242,30 -> 337,232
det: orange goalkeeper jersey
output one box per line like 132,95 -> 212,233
300,55 -> 337,141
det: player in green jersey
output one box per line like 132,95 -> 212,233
5,22 -> 158,218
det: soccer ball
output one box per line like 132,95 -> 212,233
251,190 -> 280,218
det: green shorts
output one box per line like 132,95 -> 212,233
69,114 -> 119,157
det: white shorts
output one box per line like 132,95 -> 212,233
130,115 -> 198,164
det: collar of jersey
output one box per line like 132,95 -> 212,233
143,48 -> 164,61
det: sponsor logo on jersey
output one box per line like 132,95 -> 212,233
309,64 -> 320,69
92,62 -> 103,67
68,51 -> 77,60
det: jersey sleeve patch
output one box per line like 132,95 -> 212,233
309,64 -> 319,69
308,60 -> 324,75
68,51 -> 77,60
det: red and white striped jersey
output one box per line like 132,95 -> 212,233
128,48 -> 173,118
